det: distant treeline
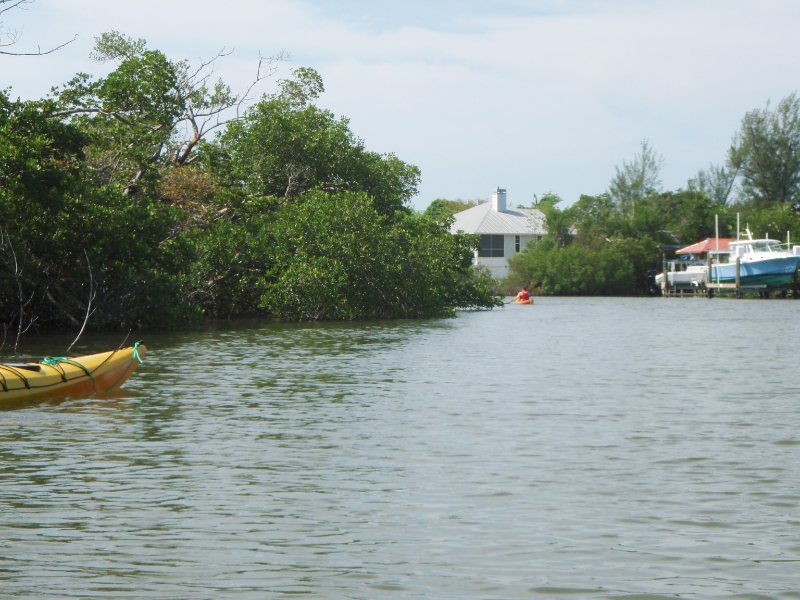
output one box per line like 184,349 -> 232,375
426,96 -> 800,296
3,31 -> 799,349
1,32 -> 499,348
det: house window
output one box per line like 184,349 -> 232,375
515,235 -> 520,252
479,235 -> 504,257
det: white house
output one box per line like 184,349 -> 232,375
450,187 -> 547,278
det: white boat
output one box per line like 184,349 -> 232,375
708,231 -> 800,288
654,263 -> 707,289
655,238 -> 735,293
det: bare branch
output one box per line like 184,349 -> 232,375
0,0 -> 77,56
66,249 -> 97,353
0,226 -> 38,353
54,36 -> 286,192
0,33 -> 77,55
186,46 -> 234,81
236,51 -> 286,116
171,49 -> 286,167
0,0 -> 27,19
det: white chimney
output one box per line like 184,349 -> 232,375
491,187 -> 507,212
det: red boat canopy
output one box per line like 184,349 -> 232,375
676,238 -> 736,255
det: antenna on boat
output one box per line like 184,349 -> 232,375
714,214 -> 720,285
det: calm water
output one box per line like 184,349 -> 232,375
2,297 -> 800,599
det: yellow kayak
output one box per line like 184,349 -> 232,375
0,342 -> 146,404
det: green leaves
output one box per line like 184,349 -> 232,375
3,37 -> 498,337
90,31 -> 147,62
277,67 -> 325,109
508,189 -> 732,296
217,88 -> 419,213
100,50 -> 181,124
510,239 -> 636,296
0,93 -> 194,331
731,92 -> 800,209
608,139 -> 663,221
254,191 -> 498,320
423,199 -> 478,225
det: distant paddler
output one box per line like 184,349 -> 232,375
514,287 -> 533,304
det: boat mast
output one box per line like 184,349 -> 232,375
714,214 -> 720,285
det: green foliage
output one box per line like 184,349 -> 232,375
54,30 -> 265,196
510,238 -> 635,295
0,94 -> 85,216
629,190 -> 728,244
398,214 -> 500,313
78,194 -> 198,328
277,67 -> 324,108
0,91 -> 198,333
91,31 -> 147,61
259,191 -> 499,320
729,92 -> 800,209
569,194 -> 620,241
0,93 -> 87,331
2,35 -> 499,344
423,198 -> 479,224
730,203 -> 800,242
688,162 -> 738,205
217,90 -> 420,214
531,193 -> 563,211
56,35 -> 183,194
608,139 -> 663,220
179,203 -> 277,319
540,200 -> 574,248
508,188 -> 732,296
7,32 -> 799,344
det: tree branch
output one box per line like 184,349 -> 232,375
0,226 -> 38,353
66,249 -> 97,353
0,0 -> 77,56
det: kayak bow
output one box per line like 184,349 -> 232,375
0,342 -> 146,403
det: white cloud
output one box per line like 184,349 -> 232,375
4,0 -> 799,207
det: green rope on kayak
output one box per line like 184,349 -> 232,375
36,342 -> 142,391
99,341 -> 145,391
40,355 -> 94,385
132,341 -> 144,363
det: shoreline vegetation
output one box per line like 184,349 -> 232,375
428,115 -> 800,299
2,32 -> 799,351
1,33 -> 501,352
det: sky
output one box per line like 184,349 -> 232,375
3,0 -> 799,210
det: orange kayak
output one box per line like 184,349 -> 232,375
0,343 -> 146,404
514,298 -> 534,304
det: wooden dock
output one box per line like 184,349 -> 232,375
705,281 -> 767,298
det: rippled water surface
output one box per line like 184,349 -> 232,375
2,297 -> 800,598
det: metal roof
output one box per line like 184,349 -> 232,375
450,202 -> 546,235
676,238 -> 736,254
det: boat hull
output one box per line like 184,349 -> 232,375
0,343 -> 146,404
655,266 -> 707,289
709,257 -> 800,287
